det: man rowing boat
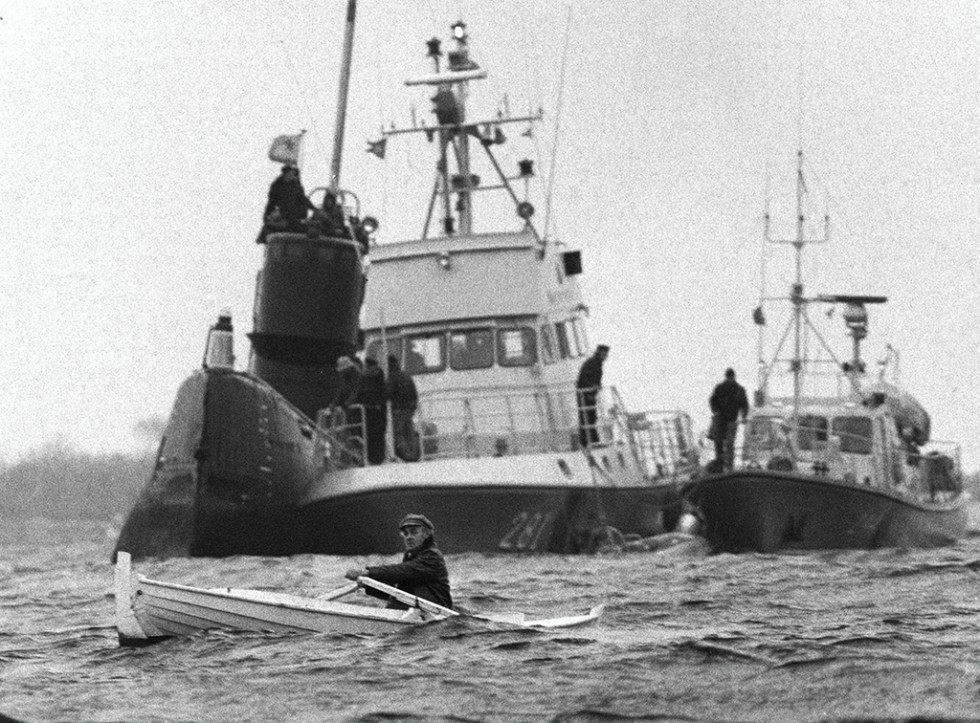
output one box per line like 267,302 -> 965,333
345,514 -> 453,610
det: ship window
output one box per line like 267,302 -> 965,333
797,415 -> 828,450
405,333 -> 446,374
449,328 -> 494,370
832,416 -> 873,454
554,321 -> 571,359
365,336 -> 402,366
497,327 -> 537,367
540,324 -> 556,364
746,416 -> 786,451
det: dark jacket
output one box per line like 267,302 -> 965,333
576,355 -> 604,391
710,379 -> 750,422
264,175 -> 315,222
357,364 -> 387,408
365,537 -> 452,610
332,366 -> 362,409
386,368 -> 418,411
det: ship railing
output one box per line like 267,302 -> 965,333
607,387 -> 698,481
415,385 -> 584,460
736,416 -> 882,478
736,422 -> 876,482
735,417 -> 964,499
406,384 -> 695,474
314,405 -> 367,468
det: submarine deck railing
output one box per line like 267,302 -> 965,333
315,383 -> 698,480
718,416 -> 963,500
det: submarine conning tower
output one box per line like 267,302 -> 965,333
248,228 -> 365,420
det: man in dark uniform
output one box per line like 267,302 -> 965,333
386,354 -> 419,461
345,514 -> 452,610
316,190 -> 347,236
709,367 -> 750,471
576,345 -> 609,447
263,165 -> 315,232
357,357 -> 387,465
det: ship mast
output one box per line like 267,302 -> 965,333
760,150 -> 830,420
329,0 -> 357,192
372,21 -> 544,243
759,150 -> 886,426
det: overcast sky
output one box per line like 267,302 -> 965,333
1,1 -> 977,468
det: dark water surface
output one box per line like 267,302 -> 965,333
3,515 -> 980,723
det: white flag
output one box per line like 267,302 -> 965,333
268,132 -> 305,165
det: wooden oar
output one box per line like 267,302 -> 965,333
357,577 -> 458,618
356,577 -> 602,628
316,582 -> 360,600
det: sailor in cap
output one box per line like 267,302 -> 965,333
345,513 -> 453,610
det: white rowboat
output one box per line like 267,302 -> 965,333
114,552 -> 603,646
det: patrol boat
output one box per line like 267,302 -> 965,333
115,13 -> 697,560
685,151 -> 968,553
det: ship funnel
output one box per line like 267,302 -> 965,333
203,308 -> 235,370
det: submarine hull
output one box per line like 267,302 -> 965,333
114,369 -> 320,559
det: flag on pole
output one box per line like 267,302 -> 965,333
268,131 -> 305,166
366,137 -> 387,159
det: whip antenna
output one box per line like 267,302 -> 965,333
543,5 -> 572,242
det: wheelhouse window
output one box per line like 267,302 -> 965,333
540,324 -> 556,364
365,336 -> 403,366
832,416 -> 873,454
497,327 -> 537,367
554,321 -> 571,359
405,333 -> 446,374
797,415 -> 828,450
449,328 -> 494,370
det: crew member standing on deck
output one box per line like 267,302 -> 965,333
709,367 -> 750,471
576,345 -> 609,448
386,354 -> 419,461
357,357 -> 388,465
263,165 -> 315,233
345,514 -> 452,610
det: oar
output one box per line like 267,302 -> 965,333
316,581 -> 360,600
356,577 -> 601,628
357,576 -> 458,618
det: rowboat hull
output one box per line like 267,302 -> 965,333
114,552 -> 603,646
687,469 -> 968,553
114,554 -> 423,646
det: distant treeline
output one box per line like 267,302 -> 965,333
0,443 -> 152,521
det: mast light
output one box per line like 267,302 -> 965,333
452,21 -> 467,41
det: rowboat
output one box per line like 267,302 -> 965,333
114,552 -> 603,646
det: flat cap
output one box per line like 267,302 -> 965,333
399,513 -> 434,532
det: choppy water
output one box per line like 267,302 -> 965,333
4,514 -> 980,723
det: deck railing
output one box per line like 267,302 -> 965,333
728,417 -> 962,499
314,383 -> 697,479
